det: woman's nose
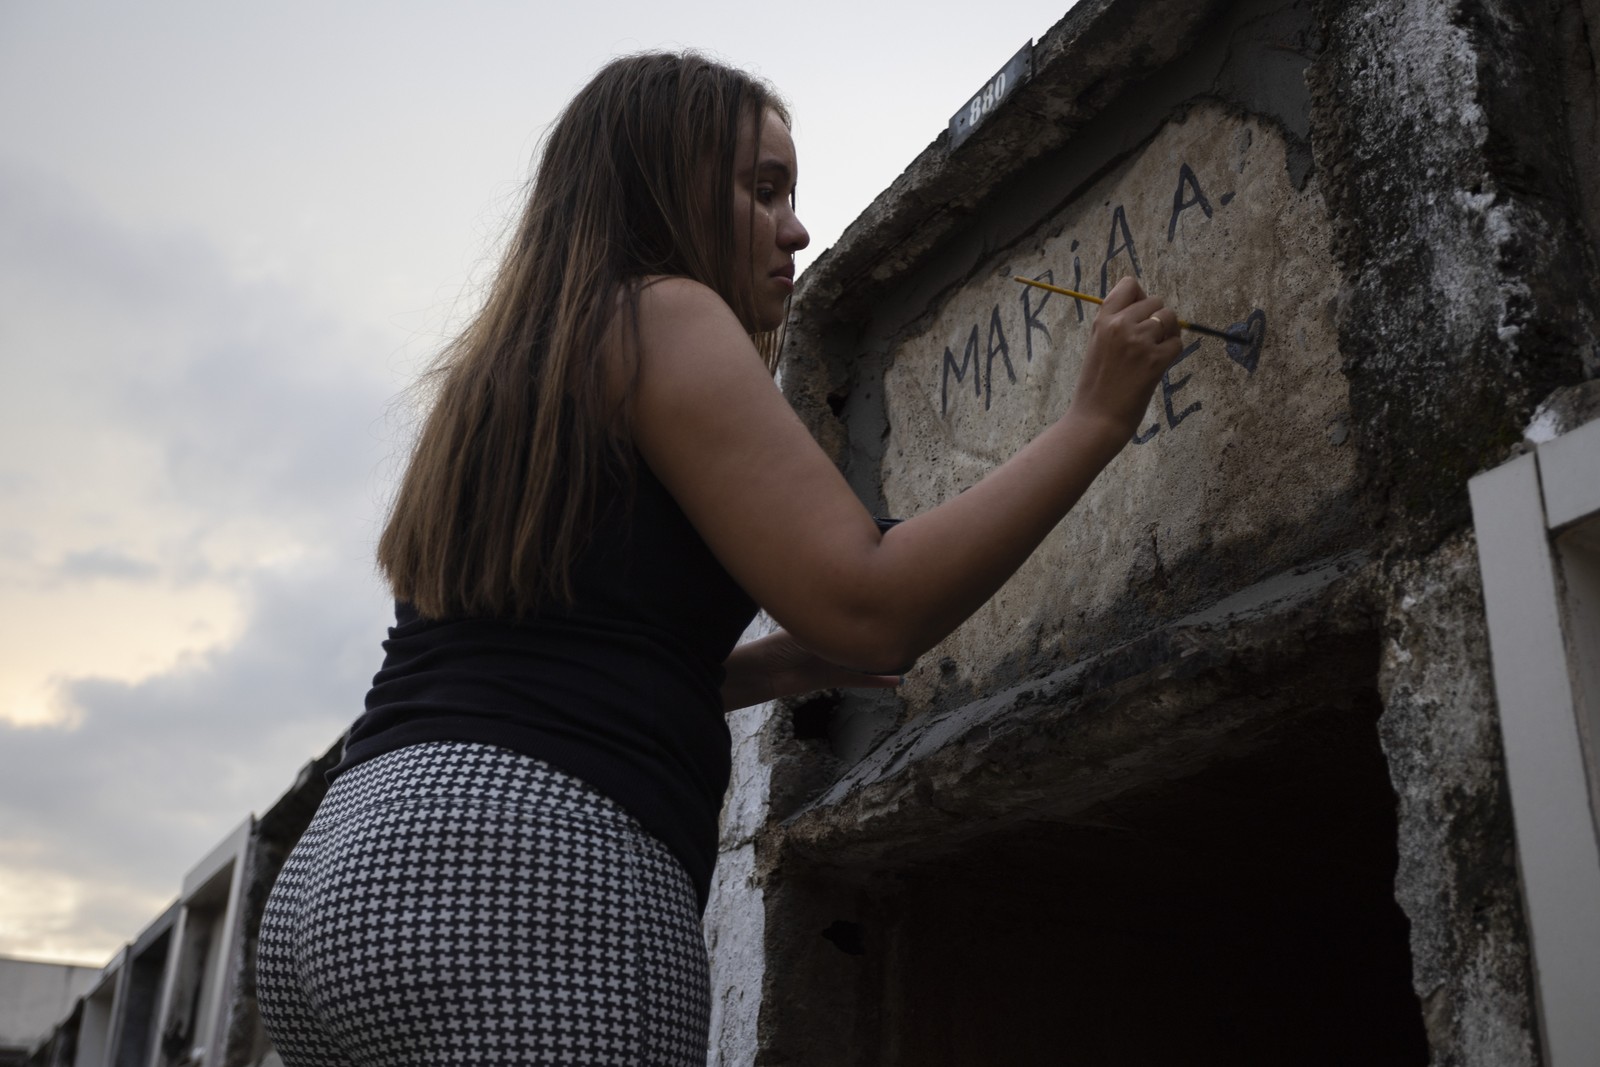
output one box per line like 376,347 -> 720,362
782,212 -> 810,252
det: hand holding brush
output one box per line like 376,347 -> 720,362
1014,275 -> 1248,345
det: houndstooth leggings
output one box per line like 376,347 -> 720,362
256,742 -> 711,1066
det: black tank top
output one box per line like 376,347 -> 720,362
333,462 -> 758,911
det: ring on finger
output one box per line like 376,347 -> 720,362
1147,312 -> 1168,341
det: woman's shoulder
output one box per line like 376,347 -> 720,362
627,275 -> 753,365
602,276 -> 748,400
635,274 -> 733,317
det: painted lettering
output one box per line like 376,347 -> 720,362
1100,204 -> 1142,297
1167,162 -> 1214,241
938,204 -> 1267,429
985,305 -> 1015,410
1021,270 -> 1053,363
941,323 -> 982,416
1162,341 -> 1204,428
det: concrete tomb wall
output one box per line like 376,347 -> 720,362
711,0 -> 1600,1063
0,960 -> 100,1064
880,101 -> 1350,714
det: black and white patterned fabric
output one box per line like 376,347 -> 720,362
257,742 -> 711,1066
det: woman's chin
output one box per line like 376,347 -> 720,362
755,300 -> 791,333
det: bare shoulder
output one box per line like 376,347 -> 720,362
601,276 -> 748,404
630,276 -> 767,398
635,275 -> 745,341
637,273 -> 720,305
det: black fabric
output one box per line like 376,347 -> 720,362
332,463 -> 757,911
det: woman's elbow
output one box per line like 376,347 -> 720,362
792,608 -> 926,677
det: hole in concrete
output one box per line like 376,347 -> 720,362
821,920 -> 866,956
116,926 -> 172,1067
768,686 -> 1429,1066
875,702 -> 1427,1065
791,692 -> 841,741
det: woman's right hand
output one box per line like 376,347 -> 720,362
720,629 -> 901,712
1068,275 -> 1185,440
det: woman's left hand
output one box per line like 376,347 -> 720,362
720,629 -> 902,712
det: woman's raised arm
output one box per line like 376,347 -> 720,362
629,274 -> 1184,674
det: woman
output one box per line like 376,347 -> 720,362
256,52 -> 1183,1066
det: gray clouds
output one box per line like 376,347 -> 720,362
1,158 -> 403,531
54,550 -> 161,583
0,155 -> 397,960
0,556 -> 381,884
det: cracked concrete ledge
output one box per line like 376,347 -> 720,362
789,0 -> 1233,326
775,551 -> 1373,866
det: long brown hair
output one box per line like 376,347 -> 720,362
379,52 -> 787,618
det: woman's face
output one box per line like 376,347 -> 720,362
731,109 -> 810,332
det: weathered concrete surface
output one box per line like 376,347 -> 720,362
881,103 -> 1350,713
0,959 -> 100,1055
783,0 -> 1366,720
783,0 -> 1267,471
1377,531 -> 1540,1066
778,552 -> 1373,864
1525,379 -> 1600,444
755,552 -> 1438,1065
704,613 -> 779,1067
703,842 -> 763,1067
1562,0 -> 1600,261
734,0 -> 1600,1061
1307,0 -> 1600,547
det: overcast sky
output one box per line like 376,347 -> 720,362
0,0 -> 1080,965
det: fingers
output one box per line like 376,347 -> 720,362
1098,279 -> 1185,345
1121,294 -> 1162,318
1107,293 -> 1180,344
1142,308 -> 1180,344
1071,281 -> 1187,435
1099,274 -> 1148,312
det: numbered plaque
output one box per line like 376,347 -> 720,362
948,42 -> 1033,151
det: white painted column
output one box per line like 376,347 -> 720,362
1470,417 -> 1600,1067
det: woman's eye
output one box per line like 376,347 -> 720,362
756,186 -> 776,204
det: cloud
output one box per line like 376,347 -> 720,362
0,553 -> 392,962
54,549 -> 161,583
0,844 -> 173,966
0,157 -> 404,961
0,156 -> 408,539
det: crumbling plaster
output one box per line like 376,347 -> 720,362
1307,0 -> 1600,547
704,617 -> 779,1067
1377,533 -> 1540,1067
731,0 -> 1600,1062
876,102 -> 1351,717
774,552 -> 1375,863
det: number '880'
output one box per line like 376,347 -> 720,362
967,72 -> 1008,126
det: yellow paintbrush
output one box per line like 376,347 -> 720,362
1012,276 -> 1246,345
